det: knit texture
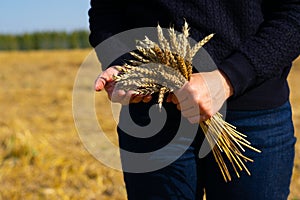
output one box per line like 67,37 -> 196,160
89,0 -> 300,110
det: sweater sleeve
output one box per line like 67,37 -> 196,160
218,0 -> 300,97
88,0 -> 126,48
88,0 -> 134,69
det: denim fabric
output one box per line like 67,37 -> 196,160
119,101 -> 296,200
203,101 -> 296,200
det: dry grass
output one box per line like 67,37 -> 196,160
0,50 -> 125,200
0,50 -> 299,199
288,58 -> 300,200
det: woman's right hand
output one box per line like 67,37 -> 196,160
94,66 -> 152,105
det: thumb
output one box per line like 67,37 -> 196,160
94,66 -> 120,91
94,76 -> 107,91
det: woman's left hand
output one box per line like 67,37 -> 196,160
167,70 -> 233,123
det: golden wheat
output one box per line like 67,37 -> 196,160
113,22 -> 261,182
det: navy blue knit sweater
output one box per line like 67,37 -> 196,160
88,0 -> 300,110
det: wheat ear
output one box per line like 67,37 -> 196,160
112,22 -> 261,182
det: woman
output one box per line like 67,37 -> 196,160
89,1 -> 299,199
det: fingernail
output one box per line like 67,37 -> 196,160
95,81 -> 104,91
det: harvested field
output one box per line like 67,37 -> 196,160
0,50 -> 299,199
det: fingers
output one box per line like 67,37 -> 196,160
180,101 -> 211,123
111,90 -> 136,105
95,66 -> 120,91
166,93 -> 179,104
167,82 -> 212,123
142,95 -> 152,103
185,114 -> 210,124
95,76 -> 107,91
95,66 -> 152,105
110,90 -> 152,105
130,94 -> 143,103
130,94 -> 153,103
167,92 -> 205,123
186,115 -> 201,124
181,108 -> 210,123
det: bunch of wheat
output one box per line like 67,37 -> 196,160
113,22 -> 261,182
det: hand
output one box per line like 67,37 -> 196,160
94,66 -> 152,105
167,70 -> 233,123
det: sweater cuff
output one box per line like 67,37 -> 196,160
218,52 -> 257,97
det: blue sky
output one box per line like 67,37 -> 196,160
0,0 -> 90,34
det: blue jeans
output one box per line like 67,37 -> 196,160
119,101 -> 296,200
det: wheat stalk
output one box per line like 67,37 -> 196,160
113,22 -> 261,182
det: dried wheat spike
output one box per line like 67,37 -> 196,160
190,33 -> 215,59
158,86 -> 167,110
111,22 -> 261,182
168,27 -> 180,55
174,53 -> 189,80
136,46 -> 158,62
152,45 -> 166,64
129,51 -> 150,63
136,87 -> 161,95
114,63 -> 186,95
157,24 -> 171,52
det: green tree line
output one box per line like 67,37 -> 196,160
0,30 -> 91,51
